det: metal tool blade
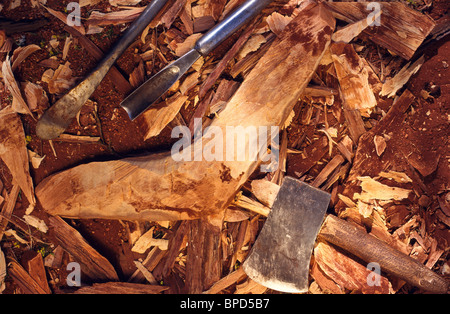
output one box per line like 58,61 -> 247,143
35,0 -> 169,140
120,49 -> 201,120
243,177 -> 331,293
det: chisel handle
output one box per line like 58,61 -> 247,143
195,0 -> 273,56
318,215 -> 449,294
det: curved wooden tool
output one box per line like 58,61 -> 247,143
36,3 -> 336,221
243,177 -> 449,294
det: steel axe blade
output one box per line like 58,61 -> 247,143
243,177 -> 331,293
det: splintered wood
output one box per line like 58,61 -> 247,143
0,0 -> 447,295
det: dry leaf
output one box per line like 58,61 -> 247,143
4,229 -> 29,244
62,36 -> 73,60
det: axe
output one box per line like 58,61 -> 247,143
243,177 -> 449,294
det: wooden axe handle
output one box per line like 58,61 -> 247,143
318,215 -> 449,294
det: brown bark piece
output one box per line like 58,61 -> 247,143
314,241 -> 391,294
73,282 -> 169,294
0,108 -> 35,207
8,260 -> 50,294
26,252 -> 52,294
185,218 -> 223,293
49,216 -> 119,282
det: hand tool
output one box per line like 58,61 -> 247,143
243,177 -> 449,294
36,0 -> 169,140
120,0 -> 273,121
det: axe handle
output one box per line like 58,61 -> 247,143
318,215 -> 449,294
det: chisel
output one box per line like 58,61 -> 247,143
121,0 -> 273,121
36,0 -> 169,140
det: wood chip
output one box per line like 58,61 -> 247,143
331,43 -> 377,117
8,260 -> 50,294
373,135 -> 387,157
87,7 -> 145,26
250,179 -> 280,208
49,216 -> 119,281
203,267 -> 246,294
332,10 -> 381,44
136,93 -> 188,140
311,155 -> 345,188
380,56 -> 425,98
23,214 -> 48,233
133,260 -> 158,285
21,82 -> 49,112
41,61 -> 77,95
175,33 -> 202,57
0,248 -> 5,293
11,44 -> 41,71
25,252 -> 52,294
355,176 -> 411,203
132,227 -> 169,254
2,56 -> 34,116
378,171 -> 412,184
0,109 -> 36,206
266,12 -> 292,37
314,241 -> 392,293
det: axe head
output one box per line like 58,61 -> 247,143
243,177 -> 331,293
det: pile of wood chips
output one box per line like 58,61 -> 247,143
0,0 -> 449,294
